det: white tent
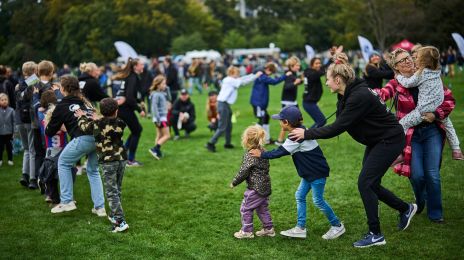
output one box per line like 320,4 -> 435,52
182,50 -> 222,63
225,47 -> 281,57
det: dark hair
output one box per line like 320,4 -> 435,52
208,90 -> 218,96
40,90 -> 57,108
99,98 -> 118,117
113,57 -> 140,80
164,56 -> 172,65
282,119 -> 303,128
60,75 -> 80,96
309,57 -> 321,68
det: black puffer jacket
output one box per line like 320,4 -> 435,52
78,73 -> 108,102
304,78 -> 403,146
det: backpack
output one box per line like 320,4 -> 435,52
15,83 -> 32,123
38,150 -> 62,184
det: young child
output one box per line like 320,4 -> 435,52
276,57 -> 303,145
396,46 -> 463,160
250,106 -> 345,240
75,97 -> 129,232
250,62 -> 291,144
37,90 -> 67,204
205,66 -> 262,152
0,93 -> 15,166
149,75 -> 170,159
206,90 -> 218,132
230,125 -> 274,239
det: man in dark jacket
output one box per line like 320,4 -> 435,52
171,89 -> 196,140
164,57 -> 180,102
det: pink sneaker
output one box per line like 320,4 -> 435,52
452,149 -> 464,160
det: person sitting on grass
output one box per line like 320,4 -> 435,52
75,97 -> 129,233
230,125 -> 274,239
250,106 -> 345,240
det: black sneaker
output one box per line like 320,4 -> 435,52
353,232 -> 386,248
38,179 -> 46,194
224,144 -> 235,149
19,174 -> 29,187
416,201 -> 425,214
205,142 -> 216,152
398,203 -> 417,230
28,179 -> 38,190
431,218 -> 445,224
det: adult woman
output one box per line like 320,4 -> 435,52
363,51 -> 394,89
46,75 -> 105,215
302,57 -> 327,128
78,62 -> 108,103
113,58 -> 146,167
376,48 -> 455,223
289,53 -> 416,248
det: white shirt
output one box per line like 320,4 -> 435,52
217,74 -> 257,104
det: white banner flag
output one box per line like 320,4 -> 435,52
451,33 -> 464,57
358,35 -> 374,62
305,44 -> 315,61
114,41 -> 138,61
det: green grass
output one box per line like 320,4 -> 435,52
1,72 -> 463,259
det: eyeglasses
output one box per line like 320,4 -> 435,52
395,56 -> 412,65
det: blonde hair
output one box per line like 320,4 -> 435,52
411,44 -> 423,55
327,53 -> 355,85
79,62 -> 98,73
241,125 -> 265,150
38,60 -> 55,77
416,46 -> 440,74
388,48 -> 409,70
22,61 -> 37,77
226,66 -> 240,76
285,56 -> 300,69
150,75 -> 166,92
0,93 -> 8,105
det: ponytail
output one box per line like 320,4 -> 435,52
114,57 -> 139,80
328,53 -> 355,85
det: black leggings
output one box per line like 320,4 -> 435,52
358,134 -> 409,234
34,129 -> 45,179
0,134 -> 13,161
118,106 -> 143,161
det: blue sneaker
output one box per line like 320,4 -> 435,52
111,220 -> 129,233
353,232 -> 386,248
398,203 -> 417,231
149,148 -> 161,160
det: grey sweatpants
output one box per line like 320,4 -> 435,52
17,124 -> 36,179
209,101 -> 232,145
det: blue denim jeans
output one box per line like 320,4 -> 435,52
188,77 -> 202,94
410,124 -> 443,220
295,178 -> 340,228
58,135 -> 105,209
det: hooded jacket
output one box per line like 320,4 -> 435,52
250,73 -> 286,108
303,78 -> 403,146
45,95 -> 93,138
78,72 -> 108,102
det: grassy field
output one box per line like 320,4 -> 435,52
0,72 -> 463,259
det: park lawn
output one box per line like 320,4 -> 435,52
0,72 -> 463,259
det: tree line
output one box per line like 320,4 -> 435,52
0,0 -> 462,67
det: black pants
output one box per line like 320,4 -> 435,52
118,106 -> 143,161
0,134 -> 13,161
252,105 -> 269,125
45,178 -> 60,204
33,129 -> 45,180
358,134 -> 409,234
171,116 -> 196,136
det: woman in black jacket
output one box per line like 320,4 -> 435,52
113,58 -> 146,167
363,51 -> 394,89
302,57 -> 327,128
46,75 -> 105,215
289,53 -> 416,248
78,62 -> 108,103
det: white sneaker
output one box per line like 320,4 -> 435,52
255,228 -> 275,237
76,166 -> 83,176
92,207 -> 107,217
8,160 -> 13,166
322,223 -> 346,240
234,230 -> 254,239
280,226 -> 307,238
51,201 -> 77,213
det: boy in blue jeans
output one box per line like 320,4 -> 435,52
250,106 -> 345,239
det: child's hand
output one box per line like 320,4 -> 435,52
255,71 -> 263,77
285,71 -> 292,76
294,78 -> 302,85
91,112 -> 102,121
140,111 -> 146,118
229,183 -> 234,188
74,109 -> 86,118
249,149 -> 262,157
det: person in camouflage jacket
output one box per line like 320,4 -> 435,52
75,97 -> 129,232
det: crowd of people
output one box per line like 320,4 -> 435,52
0,43 -> 462,247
